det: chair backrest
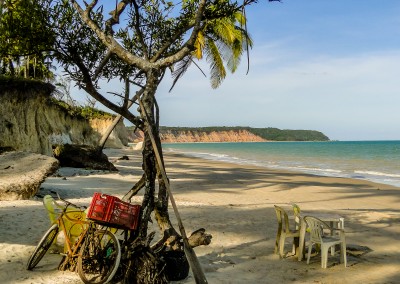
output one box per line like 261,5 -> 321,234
43,195 -> 64,224
292,204 -> 301,226
43,195 -> 86,237
304,216 -> 330,243
274,205 -> 290,233
292,204 -> 301,216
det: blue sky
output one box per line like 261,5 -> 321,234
72,1 -> 400,141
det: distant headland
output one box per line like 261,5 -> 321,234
127,126 -> 330,143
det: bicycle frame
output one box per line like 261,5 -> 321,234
28,193 -> 123,284
56,207 -> 90,258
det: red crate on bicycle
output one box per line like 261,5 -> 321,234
87,192 -> 141,230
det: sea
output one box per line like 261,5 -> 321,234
162,141 -> 400,188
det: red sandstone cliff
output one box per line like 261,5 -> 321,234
127,129 -> 266,143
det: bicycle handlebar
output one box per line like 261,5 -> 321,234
37,191 -> 87,210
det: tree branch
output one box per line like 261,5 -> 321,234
105,0 -> 130,35
70,0 -> 150,71
132,0 -> 149,59
150,0 -> 207,69
93,49 -> 112,80
67,46 -> 143,127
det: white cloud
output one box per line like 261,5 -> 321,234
157,49 -> 400,140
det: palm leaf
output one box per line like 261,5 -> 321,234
205,39 -> 226,89
193,30 -> 205,60
169,55 -> 192,92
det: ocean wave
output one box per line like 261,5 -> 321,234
354,170 -> 400,178
292,166 -> 342,173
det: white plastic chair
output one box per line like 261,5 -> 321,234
292,204 -> 302,230
304,216 -> 347,268
274,205 -> 300,258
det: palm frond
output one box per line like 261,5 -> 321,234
169,55 -> 192,92
211,18 -> 236,45
205,39 -> 226,89
234,11 -> 246,26
226,39 -> 242,72
193,30 -> 205,60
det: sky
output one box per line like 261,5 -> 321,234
71,0 -> 400,141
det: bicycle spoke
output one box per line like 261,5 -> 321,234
78,228 -> 121,284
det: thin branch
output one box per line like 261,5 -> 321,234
150,22 -> 195,63
154,0 -> 208,68
93,49 -> 112,80
85,0 -> 98,13
67,46 -> 142,127
191,58 -> 207,78
128,79 -> 145,89
132,0 -> 149,59
105,0 -> 130,35
123,76 -> 130,108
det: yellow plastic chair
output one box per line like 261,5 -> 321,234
43,195 -> 86,252
63,208 -> 87,250
304,216 -> 347,268
274,205 -> 300,258
43,195 -> 64,224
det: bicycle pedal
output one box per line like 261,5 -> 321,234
49,249 -> 62,254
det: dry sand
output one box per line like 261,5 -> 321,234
0,147 -> 399,284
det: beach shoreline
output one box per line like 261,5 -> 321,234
0,147 -> 399,283
162,140 -> 400,188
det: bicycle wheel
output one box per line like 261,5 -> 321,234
78,229 -> 121,284
26,224 -> 59,270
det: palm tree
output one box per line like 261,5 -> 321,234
171,11 -> 253,90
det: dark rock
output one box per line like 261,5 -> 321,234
0,146 -> 15,155
53,144 -> 117,171
118,155 -> 129,160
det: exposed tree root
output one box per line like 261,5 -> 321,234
122,174 -> 146,202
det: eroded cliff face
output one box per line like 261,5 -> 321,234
0,79 -> 128,155
160,130 -> 266,143
90,118 -> 129,148
125,129 -> 266,143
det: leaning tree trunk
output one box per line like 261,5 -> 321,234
98,78 -> 143,150
98,114 -> 123,150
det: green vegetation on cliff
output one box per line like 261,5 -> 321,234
50,99 -> 115,120
0,77 -> 114,120
158,126 -> 330,141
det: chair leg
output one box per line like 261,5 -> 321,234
307,242 -> 313,264
274,225 -> 282,255
331,245 -> 335,256
341,242 -> 347,267
292,236 -> 299,255
279,233 -> 286,258
321,245 -> 330,269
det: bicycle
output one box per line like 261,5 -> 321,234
26,192 -> 121,284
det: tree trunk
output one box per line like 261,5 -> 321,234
65,69 -> 211,281
137,70 -> 161,238
99,80 -> 144,150
98,114 -> 123,149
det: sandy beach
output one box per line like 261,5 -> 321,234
0,147 -> 399,284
